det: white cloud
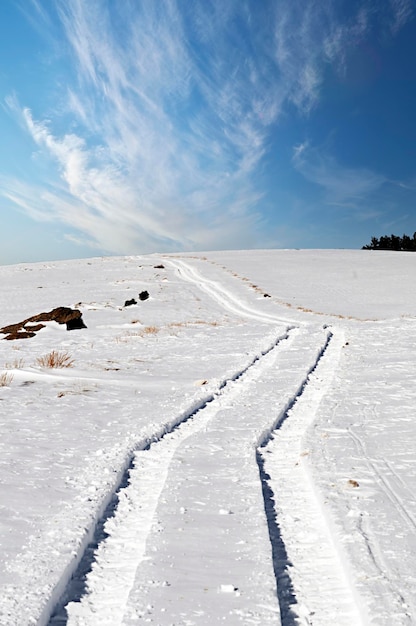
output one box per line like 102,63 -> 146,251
3,0 -> 413,254
389,0 -> 414,34
292,142 -> 386,203
4,1 -> 277,253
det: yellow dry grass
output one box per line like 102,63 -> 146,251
4,358 -> 25,369
36,350 -> 74,368
0,372 -> 13,386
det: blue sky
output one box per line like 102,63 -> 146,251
0,0 -> 415,264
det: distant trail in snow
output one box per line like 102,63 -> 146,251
169,259 -> 300,325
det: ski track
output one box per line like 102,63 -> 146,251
348,428 -> 416,533
346,426 -> 416,622
44,258 -> 298,625
39,257 -> 357,625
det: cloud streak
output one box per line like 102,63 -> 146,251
3,0 -> 414,254
292,141 -> 387,205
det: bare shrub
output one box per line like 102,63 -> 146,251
36,350 -> 74,368
0,372 -> 13,386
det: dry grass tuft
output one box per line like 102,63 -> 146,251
168,320 -> 220,329
142,325 -> 159,335
4,358 -> 25,369
36,350 -> 74,368
0,372 -> 14,386
115,327 -> 159,342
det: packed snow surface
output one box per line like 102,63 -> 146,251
0,249 -> 415,625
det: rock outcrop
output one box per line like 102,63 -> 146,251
0,307 -> 87,340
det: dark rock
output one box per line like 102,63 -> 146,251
24,324 -> 46,332
139,290 -> 149,301
31,306 -> 83,325
124,298 -> 137,307
4,331 -> 36,340
0,321 -> 27,335
66,317 -> 87,330
154,264 -> 165,269
0,307 -> 87,340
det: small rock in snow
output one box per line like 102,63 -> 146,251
347,479 -> 360,488
219,584 -> 238,593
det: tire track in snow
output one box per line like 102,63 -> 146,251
44,251 -> 300,626
48,326 -> 300,625
44,257 -> 300,625
169,259 -> 300,326
46,328 -> 298,626
257,328 -> 367,626
110,326 -> 349,626
46,257 -> 299,625
120,330 -> 335,626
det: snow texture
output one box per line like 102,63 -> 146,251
0,249 -> 415,625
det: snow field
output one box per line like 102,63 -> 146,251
55,333 -> 296,624
260,327 -> 367,625
0,250 -> 416,625
305,320 -> 416,625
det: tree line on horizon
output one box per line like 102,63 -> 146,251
362,232 -> 416,251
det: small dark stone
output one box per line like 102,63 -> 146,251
124,298 -> 137,307
66,317 -> 87,331
154,264 -> 165,269
139,290 -> 149,301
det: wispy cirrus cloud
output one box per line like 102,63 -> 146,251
5,1 -> 280,252
2,0 -> 413,254
389,0 -> 414,34
292,141 -> 387,205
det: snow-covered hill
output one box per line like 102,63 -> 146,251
0,250 -> 415,625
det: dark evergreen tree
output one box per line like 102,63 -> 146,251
362,233 -> 416,251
